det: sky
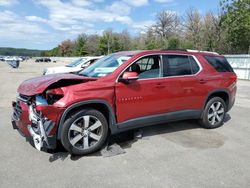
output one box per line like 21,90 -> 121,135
0,0 -> 220,50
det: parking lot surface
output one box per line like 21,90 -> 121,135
0,60 -> 250,188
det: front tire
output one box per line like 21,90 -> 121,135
199,97 -> 226,129
61,109 -> 108,155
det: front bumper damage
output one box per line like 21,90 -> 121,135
27,105 -> 54,150
12,99 -> 57,151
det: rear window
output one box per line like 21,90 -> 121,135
204,56 -> 234,72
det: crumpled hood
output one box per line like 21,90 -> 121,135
17,74 -> 93,96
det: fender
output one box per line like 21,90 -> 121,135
57,100 -> 118,140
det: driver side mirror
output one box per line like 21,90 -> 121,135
118,71 -> 139,83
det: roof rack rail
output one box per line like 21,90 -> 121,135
186,49 -> 219,55
161,49 -> 187,51
161,49 -> 219,55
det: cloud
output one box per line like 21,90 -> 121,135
132,20 -> 155,33
33,0 -> 136,35
154,0 -> 174,3
0,11 -> 47,35
0,0 -> 18,6
107,1 -> 131,15
123,0 -> 148,7
0,10 -> 55,49
0,0 -> 158,49
25,16 -> 47,23
71,0 -> 92,7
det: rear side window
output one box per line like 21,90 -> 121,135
189,56 -> 200,74
162,55 -> 200,77
204,56 -> 234,72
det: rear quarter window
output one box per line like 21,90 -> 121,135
204,56 -> 234,72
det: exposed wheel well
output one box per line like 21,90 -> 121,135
57,102 -> 115,140
205,91 -> 229,110
57,100 -> 119,140
64,103 -> 111,125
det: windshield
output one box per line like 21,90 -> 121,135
66,58 -> 87,67
78,54 -> 131,78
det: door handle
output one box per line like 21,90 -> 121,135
155,83 -> 165,89
199,79 -> 207,84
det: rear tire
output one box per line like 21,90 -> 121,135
61,109 -> 108,155
199,97 -> 226,129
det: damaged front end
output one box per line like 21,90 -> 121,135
12,94 -> 65,151
27,103 -> 54,150
12,74 -> 95,151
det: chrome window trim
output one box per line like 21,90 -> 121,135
116,53 -> 203,82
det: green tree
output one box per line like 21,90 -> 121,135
111,35 -> 122,52
99,30 -> 113,54
167,37 -> 180,49
48,47 -> 59,56
75,35 -> 87,56
220,0 -> 250,53
145,29 -> 161,50
59,39 -> 74,57
184,8 -> 203,49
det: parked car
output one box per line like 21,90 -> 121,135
11,50 -> 237,155
4,56 -> 22,61
43,56 -> 101,75
6,60 -> 20,68
35,58 -> 51,63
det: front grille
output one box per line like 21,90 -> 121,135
13,101 -> 22,121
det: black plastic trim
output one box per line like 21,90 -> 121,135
203,89 -> 231,111
116,110 -> 202,133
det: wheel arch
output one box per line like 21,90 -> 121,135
57,100 -> 118,140
204,89 -> 230,111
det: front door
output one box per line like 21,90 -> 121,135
115,55 -> 170,123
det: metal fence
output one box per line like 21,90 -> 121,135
225,55 -> 250,80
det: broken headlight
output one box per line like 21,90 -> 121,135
46,88 -> 64,105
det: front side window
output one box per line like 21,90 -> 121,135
126,55 -> 161,79
163,55 -> 200,77
79,54 -> 131,78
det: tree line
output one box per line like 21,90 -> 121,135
42,0 -> 250,57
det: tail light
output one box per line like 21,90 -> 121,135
230,74 -> 237,83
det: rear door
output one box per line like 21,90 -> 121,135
162,54 -> 206,110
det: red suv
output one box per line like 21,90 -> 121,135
11,50 -> 237,155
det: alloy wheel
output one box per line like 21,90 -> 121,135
68,115 -> 103,150
207,101 -> 225,126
